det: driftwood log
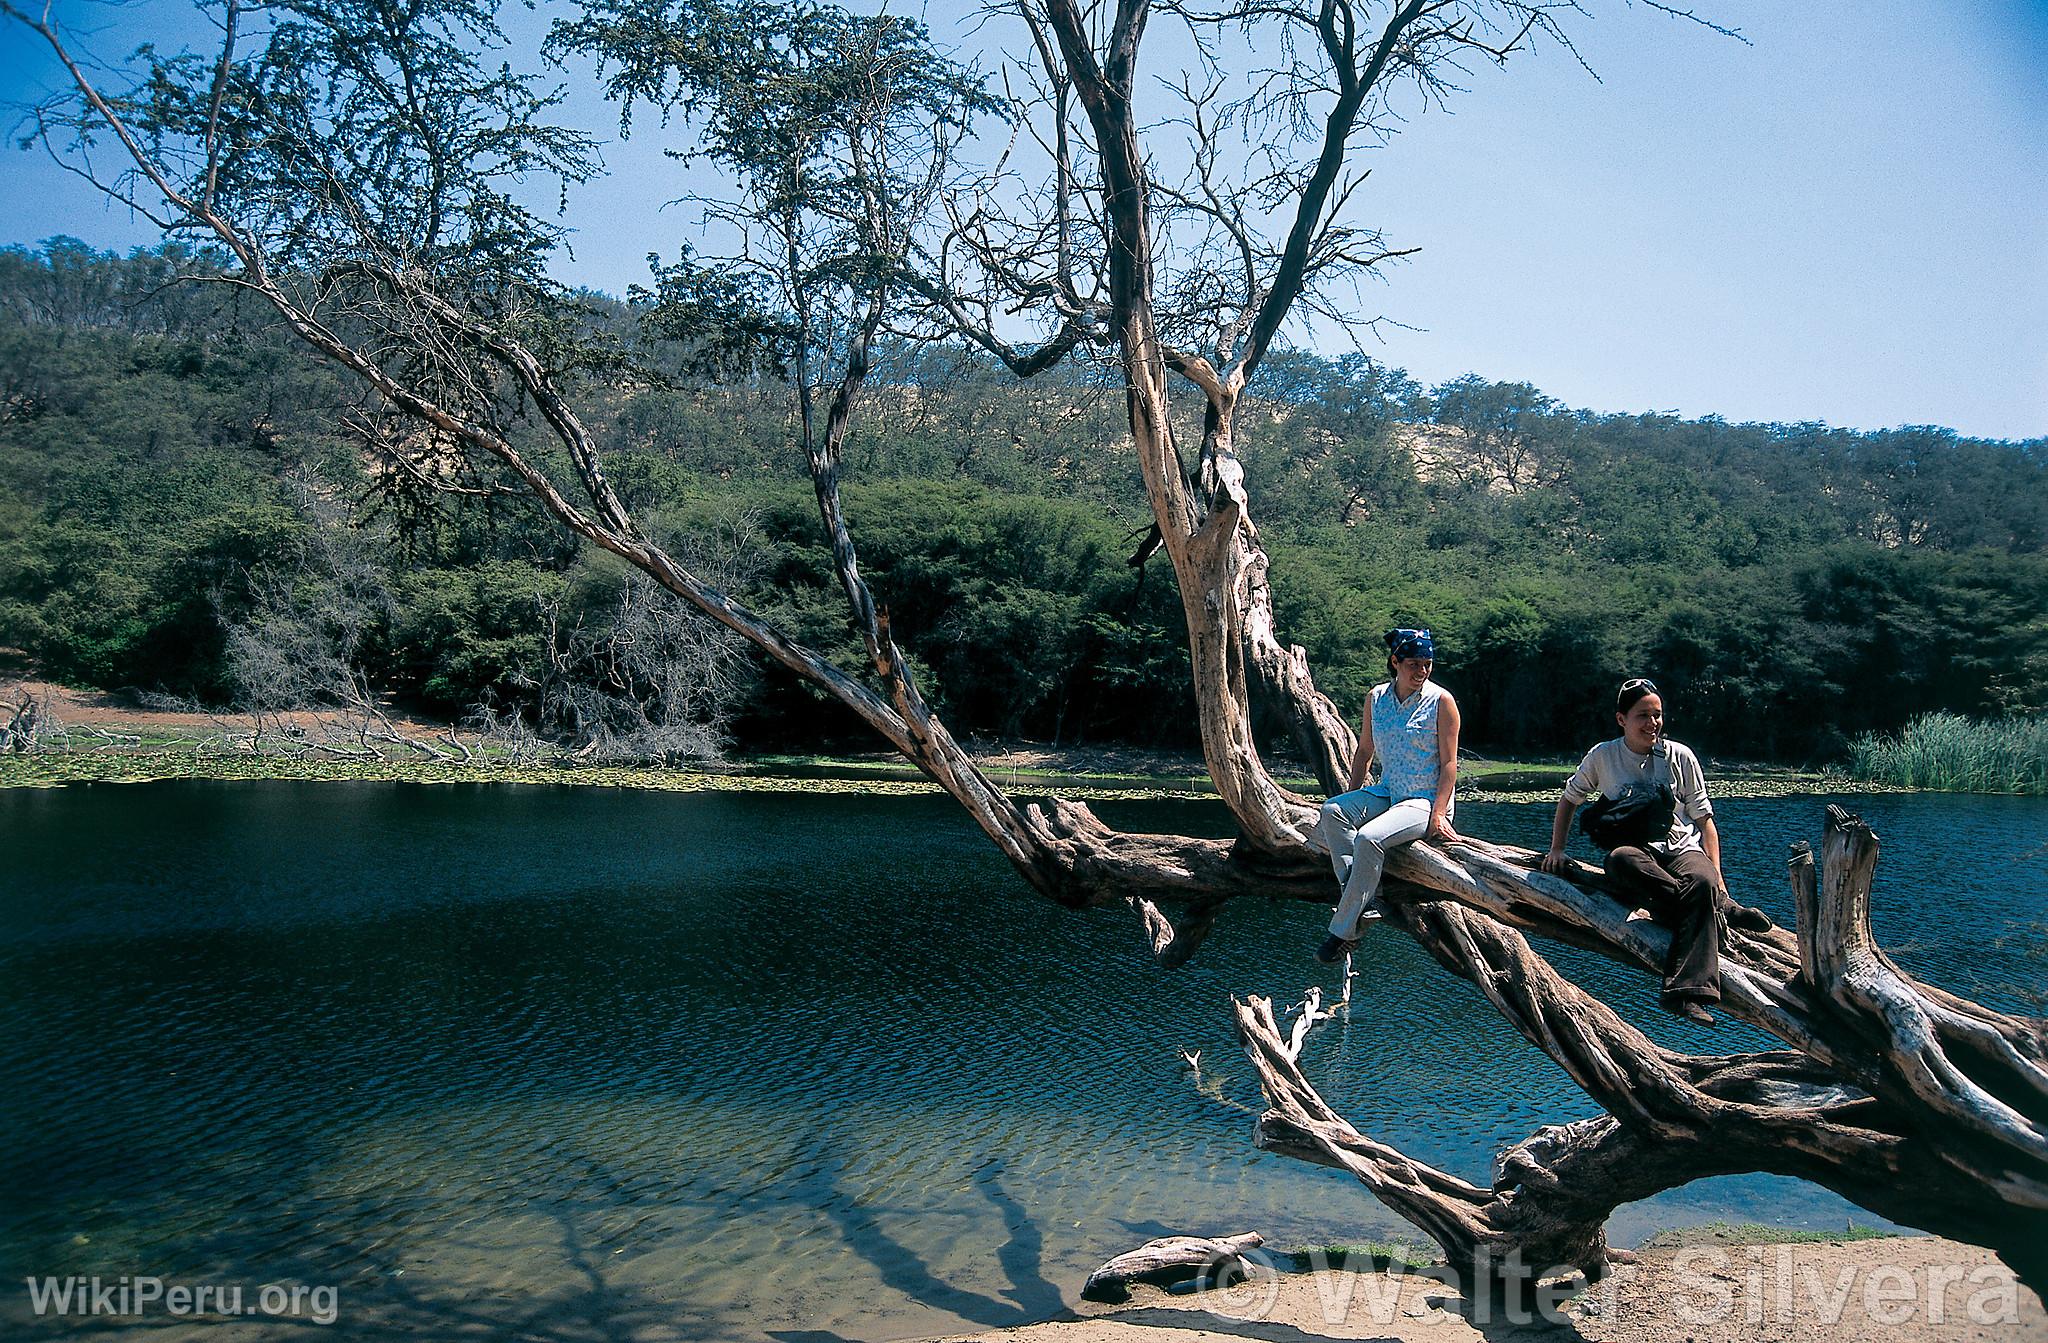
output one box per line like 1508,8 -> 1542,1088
1081,1231 -> 1265,1301
1232,806 -> 2048,1299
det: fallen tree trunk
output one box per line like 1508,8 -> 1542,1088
1233,806 -> 2048,1298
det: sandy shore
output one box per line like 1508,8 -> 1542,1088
925,1234 -> 2042,1343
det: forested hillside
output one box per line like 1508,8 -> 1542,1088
4,240 -> 2043,764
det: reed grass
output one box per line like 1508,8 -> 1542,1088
1847,712 -> 2048,795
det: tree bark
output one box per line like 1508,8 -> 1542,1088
1234,807 -> 2048,1296
1081,1231 -> 1264,1300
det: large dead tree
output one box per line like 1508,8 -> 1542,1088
10,0 -> 2042,1302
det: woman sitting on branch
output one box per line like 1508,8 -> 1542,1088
1312,628 -> 1462,965
1539,677 -> 1773,1024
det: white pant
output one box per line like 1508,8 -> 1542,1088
1314,790 -> 1435,939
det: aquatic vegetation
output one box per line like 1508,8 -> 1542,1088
0,746 -> 1899,803
1848,713 -> 2048,795
0,750 -> 1227,802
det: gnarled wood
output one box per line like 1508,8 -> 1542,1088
1081,1231 -> 1263,1301
1232,809 -> 2048,1296
1797,807 -> 2048,1203
1245,627 -> 1354,795
1128,894 -> 1226,968
1037,0 -> 1458,855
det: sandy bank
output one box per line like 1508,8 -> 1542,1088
925,1234 -> 2041,1343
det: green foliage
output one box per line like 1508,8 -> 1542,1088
0,297 -> 336,694
1848,713 -> 2048,795
122,0 -> 599,291
3,241 -> 2045,769
553,0 -> 1000,387
385,562 -> 564,715
552,0 -> 996,176
674,478 -> 1197,749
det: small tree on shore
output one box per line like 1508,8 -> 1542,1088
9,0 -> 2044,1299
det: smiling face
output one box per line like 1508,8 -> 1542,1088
1617,692 -> 1665,753
1393,655 -> 1434,697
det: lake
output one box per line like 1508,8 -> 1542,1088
1,782 -> 2042,1340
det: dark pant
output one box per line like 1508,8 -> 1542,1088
1603,846 -> 1727,1005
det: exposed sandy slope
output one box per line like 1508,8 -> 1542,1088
925,1235 -> 2041,1343
6,679 -> 445,739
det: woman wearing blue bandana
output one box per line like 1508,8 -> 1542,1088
1311,628 -> 1463,964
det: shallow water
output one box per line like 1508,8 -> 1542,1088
0,782 -> 2041,1340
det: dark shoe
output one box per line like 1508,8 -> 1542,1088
1728,904 -> 1774,933
1666,998 -> 1717,1026
1314,934 -> 1358,965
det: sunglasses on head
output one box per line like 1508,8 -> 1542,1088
1620,678 -> 1658,694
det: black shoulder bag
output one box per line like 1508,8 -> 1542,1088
1579,779 -> 1676,851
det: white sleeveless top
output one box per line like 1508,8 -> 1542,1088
1367,679 -> 1450,807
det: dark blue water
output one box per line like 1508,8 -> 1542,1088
0,782 -> 2041,1340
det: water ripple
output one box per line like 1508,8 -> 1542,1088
1,783 -> 2041,1341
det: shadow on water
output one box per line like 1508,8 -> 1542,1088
806,1161 -> 1067,1332
4,1201 -> 697,1343
1,782 -> 2041,1341
359,1212 -> 652,1343
980,1167 -> 1064,1319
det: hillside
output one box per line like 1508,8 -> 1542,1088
3,239 -> 2043,764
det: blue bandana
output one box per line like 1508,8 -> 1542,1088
1386,628 -> 1434,661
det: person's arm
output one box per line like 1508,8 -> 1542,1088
1540,797 -> 1578,874
1427,693 -> 1461,840
1697,814 -> 1727,893
1541,746 -> 1600,873
1344,698 -> 1375,792
1679,748 -> 1726,891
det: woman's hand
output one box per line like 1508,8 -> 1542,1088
1539,848 -> 1571,875
1427,813 -> 1461,844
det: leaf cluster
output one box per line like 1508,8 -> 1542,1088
117,0 -> 598,294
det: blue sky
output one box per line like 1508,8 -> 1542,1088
3,0 -> 2044,440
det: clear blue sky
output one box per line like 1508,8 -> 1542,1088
4,0 -> 2044,440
